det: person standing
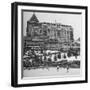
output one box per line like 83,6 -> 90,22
66,64 -> 69,73
57,65 -> 59,72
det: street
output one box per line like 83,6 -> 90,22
23,67 -> 80,77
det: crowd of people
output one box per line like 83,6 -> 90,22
23,48 -> 80,72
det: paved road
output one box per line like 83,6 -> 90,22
23,67 -> 80,77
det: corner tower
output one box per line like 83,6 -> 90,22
26,13 -> 39,36
28,13 -> 39,23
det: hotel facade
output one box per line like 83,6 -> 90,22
24,13 -> 74,51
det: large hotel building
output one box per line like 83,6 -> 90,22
24,13 -> 74,51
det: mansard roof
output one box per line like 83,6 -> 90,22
28,13 -> 39,23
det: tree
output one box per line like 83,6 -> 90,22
58,53 -> 61,59
48,58 -> 52,62
67,51 -> 71,57
63,54 -> 66,59
54,55 -> 57,61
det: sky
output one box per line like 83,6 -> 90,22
23,11 -> 82,40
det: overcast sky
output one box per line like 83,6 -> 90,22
23,11 -> 82,40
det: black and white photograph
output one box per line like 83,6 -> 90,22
22,11 -> 81,77
11,2 -> 88,87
